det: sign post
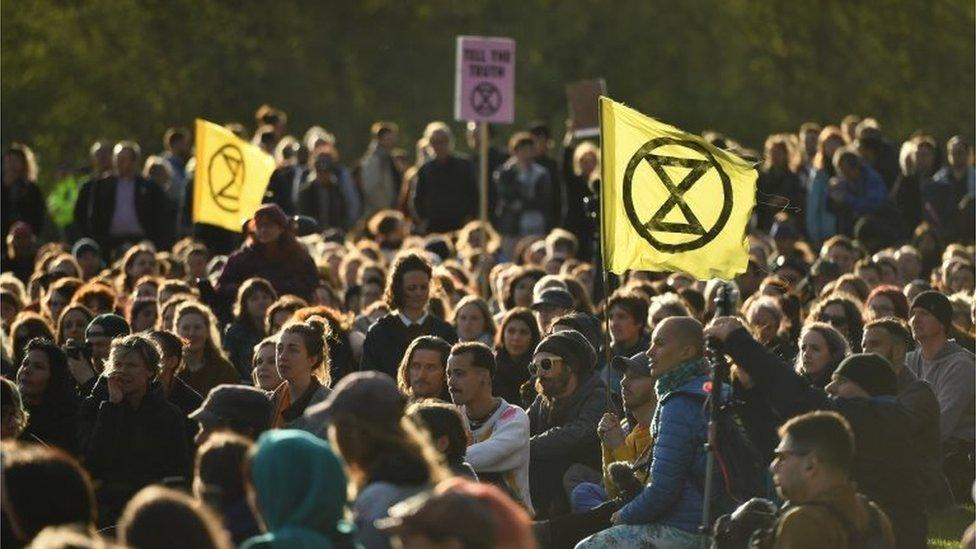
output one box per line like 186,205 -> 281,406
455,35 -> 515,295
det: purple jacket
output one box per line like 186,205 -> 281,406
216,242 -> 318,302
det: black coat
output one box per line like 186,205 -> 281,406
223,319 -> 263,380
298,177 -> 349,230
87,175 -> 169,254
725,328 -> 926,549
359,313 -> 457,379
1,178 -> 46,237
493,349 -> 532,408
20,396 -> 80,455
84,386 -> 191,520
413,155 -> 478,233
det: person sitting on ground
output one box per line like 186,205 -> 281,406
446,341 -> 533,513
527,330 -> 605,519
117,485 -> 230,549
269,319 -> 332,429
904,290 -> 975,502
193,432 -> 260,545
145,329 -> 203,447
1,441 -> 98,547
492,307 -> 541,409
861,317 -> 950,510
753,411 -> 895,548
531,287 -> 574,335
249,337 -> 283,391
174,302 -> 239,397
83,334 -> 190,526
222,277 -> 276,381
407,400 -> 477,479
241,429 -> 356,548
453,295 -> 497,345
303,371 -> 449,549
578,317 -> 719,549
360,253 -> 457,377
706,317 -> 926,549
189,384 -> 273,445
396,335 -> 452,401
16,338 -> 80,454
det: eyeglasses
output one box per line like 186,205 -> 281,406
819,314 -> 848,327
528,357 -> 562,376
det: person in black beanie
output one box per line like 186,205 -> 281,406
825,353 -> 899,398
526,329 -> 605,518
706,317 -> 927,549
905,290 -> 975,502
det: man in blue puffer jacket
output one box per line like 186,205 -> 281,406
577,317 -> 719,548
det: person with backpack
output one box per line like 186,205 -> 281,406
755,410 -> 895,548
577,317 -> 723,549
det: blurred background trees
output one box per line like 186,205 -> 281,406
2,0 -> 973,190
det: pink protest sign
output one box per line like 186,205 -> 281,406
455,36 -> 515,124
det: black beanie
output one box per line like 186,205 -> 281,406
910,291 -> 953,333
534,330 -> 596,376
833,353 -> 897,396
552,312 -> 602,353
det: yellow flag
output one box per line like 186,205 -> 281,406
193,119 -> 276,232
600,97 -> 756,279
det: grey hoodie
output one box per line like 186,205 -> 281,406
906,340 -> 975,442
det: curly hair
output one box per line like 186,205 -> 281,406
384,253 -> 433,311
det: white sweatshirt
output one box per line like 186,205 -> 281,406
465,398 -> 534,515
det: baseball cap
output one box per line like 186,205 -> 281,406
531,288 -> 574,311
611,352 -> 652,377
303,371 -> 406,430
72,237 -> 101,257
189,384 -> 273,433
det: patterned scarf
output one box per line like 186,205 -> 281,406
651,358 -> 708,437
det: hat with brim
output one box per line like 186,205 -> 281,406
531,288 -> 574,311
611,352 -> 652,377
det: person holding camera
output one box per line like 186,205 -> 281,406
64,313 -> 130,398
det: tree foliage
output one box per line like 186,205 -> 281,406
2,0 -> 973,190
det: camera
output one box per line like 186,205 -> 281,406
63,338 -> 92,361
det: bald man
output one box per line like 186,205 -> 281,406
579,316 -> 717,548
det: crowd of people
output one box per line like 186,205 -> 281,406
0,104 -> 974,548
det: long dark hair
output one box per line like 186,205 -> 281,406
494,307 -> 541,359
233,277 -> 277,333
21,338 -> 76,407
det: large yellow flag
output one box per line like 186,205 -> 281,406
193,119 -> 276,232
600,97 -> 756,279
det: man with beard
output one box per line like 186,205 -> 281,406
396,336 -> 452,401
446,342 -> 532,513
526,329 -> 605,518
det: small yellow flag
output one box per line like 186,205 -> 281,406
193,119 -> 276,232
600,97 -> 756,279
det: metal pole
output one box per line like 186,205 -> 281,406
479,122 -> 490,298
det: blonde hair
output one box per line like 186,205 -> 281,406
174,301 -> 227,364
572,141 -> 600,178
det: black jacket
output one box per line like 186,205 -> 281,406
223,319 -> 263,380
84,386 -> 191,512
413,155 -> 478,233
20,395 -> 80,455
528,371 -> 605,471
359,313 -> 457,379
298,176 -> 349,230
1,178 -> 46,237
725,328 -> 926,549
897,366 -> 951,510
87,175 -> 169,254
493,349 -> 532,409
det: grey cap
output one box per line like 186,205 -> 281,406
531,288 -> 574,311
189,384 -> 273,433
611,352 -> 652,377
303,371 -> 406,430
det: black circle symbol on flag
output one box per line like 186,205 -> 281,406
622,137 -> 733,253
470,82 -> 502,116
207,144 -> 246,213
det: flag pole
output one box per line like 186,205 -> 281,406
596,100 -> 615,413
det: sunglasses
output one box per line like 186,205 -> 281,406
528,357 -> 563,376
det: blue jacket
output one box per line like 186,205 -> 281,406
839,163 -> 887,218
805,169 -> 837,247
618,374 -> 717,532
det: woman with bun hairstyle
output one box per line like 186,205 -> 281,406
270,319 -> 332,428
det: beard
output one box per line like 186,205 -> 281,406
537,367 -> 572,398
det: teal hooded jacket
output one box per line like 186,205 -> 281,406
242,430 -> 357,549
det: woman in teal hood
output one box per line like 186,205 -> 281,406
243,429 -> 358,548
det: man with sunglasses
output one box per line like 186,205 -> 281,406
757,410 -> 895,548
526,329 -> 605,519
